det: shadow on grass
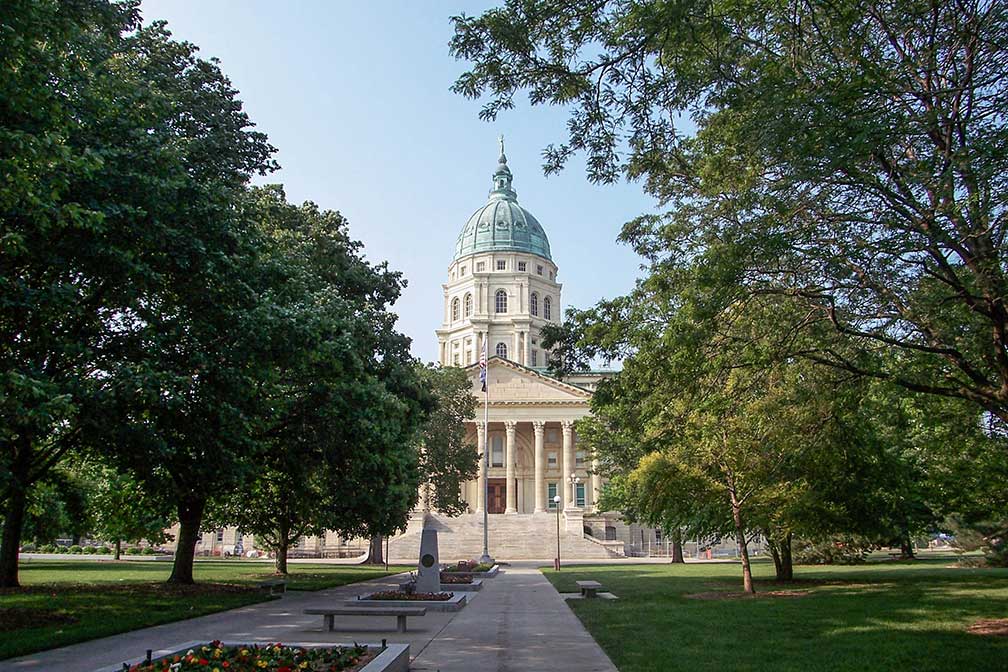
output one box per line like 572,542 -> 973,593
542,560 -> 1008,672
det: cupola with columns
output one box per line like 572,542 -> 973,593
437,138 -> 562,368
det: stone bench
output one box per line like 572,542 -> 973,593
258,577 -> 287,595
576,580 -> 603,598
304,606 -> 427,633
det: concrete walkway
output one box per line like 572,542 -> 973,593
411,563 -> 617,672
1,563 -> 617,672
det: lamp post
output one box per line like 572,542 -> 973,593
553,494 -> 562,570
568,473 -> 582,509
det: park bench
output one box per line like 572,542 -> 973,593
576,580 -> 603,598
258,577 -> 287,596
304,606 -> 427,633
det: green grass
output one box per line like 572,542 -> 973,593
542,557 -> 1008,672
0,559 -> 409,660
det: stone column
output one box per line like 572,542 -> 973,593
562,420 -> 575,510
476,423 -> 486,513
533,421 -> 546,512
591,458 -> 603,512
512,331 -> 519,363
505,420 -> 517,513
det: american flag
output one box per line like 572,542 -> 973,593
479,339 -> 488,392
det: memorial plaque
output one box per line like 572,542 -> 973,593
416,528 -> 440,593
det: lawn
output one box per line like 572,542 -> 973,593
543,557 -> 1008,672
0,559 -> 409,660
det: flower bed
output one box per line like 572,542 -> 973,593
438,573 -> 473,584
125,641 -> 373,672
366,590 -> 453,601
442,561 -> 493,573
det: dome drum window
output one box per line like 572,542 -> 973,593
544,296 -> 552,320
495,289 -> 508,313
476,261 -> 486,272
496,342 -> 508,359
530,292 -> 539,317
464,293 -> 473,318
497,260 -> 506,271
451,298 -> 460,322
518,261 -> 526,272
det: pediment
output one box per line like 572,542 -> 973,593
465,357 -> 592,405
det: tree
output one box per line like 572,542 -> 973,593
222,188 -> 430,575
1,0 -> 143,587
451,0 -> 1008,424
1,1 -> 276,586
85,462 -> 170,560
415,365 -> 479,516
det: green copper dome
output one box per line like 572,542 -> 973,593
454,139 -> 552,261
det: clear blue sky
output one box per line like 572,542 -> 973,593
140,1 -> 655,363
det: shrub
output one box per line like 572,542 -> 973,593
97,545 -> 112,554
125,547 -> 141,555
37,544 -> 55,553
68,545 -> 82,555
141,547 -> 155,555
793,536 -> 872,564
20,543 -> 36,553
83,546 -> 97,554
947,517 -> 1008,567
55,545 -> 69,554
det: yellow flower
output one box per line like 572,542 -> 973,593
256,661 -> 267,669
299,663 -> 308,669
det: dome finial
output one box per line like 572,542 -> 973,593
490,134 -> 516,200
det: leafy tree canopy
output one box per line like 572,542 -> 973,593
452,0 -> 1008,423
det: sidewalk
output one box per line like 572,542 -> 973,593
1,563 -> 616,672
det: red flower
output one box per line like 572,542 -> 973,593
199,658 -> 209,665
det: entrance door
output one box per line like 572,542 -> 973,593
487,478 -> 506,514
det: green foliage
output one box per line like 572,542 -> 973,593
452,0 -> 1008,423
415,365 -> 479,516
218,187 -> 429,572
792,537 -> 873,565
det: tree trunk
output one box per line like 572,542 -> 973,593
366,534 -> 384,565
899,530 -> 915,559
768,537 -> 783,578
728,493 -> 754,594
114,539 -> 122,561
0,479 -> 29,588
670,528 -> 685,564
275,539 -> 289,575
778,532 -> 794,581
167,497 -> 205,585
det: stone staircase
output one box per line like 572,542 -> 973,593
388,512 -> 622,561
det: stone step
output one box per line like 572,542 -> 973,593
388,512 -> 619,561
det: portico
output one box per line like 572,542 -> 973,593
463,358 -> 603,515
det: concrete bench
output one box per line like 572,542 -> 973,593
304,606 -> 427,633
576,580 -> 603,598
257,578 -> 287,595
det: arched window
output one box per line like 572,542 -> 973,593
496,342 -> 508,359
544,296 -> 552,320
530,292 -> 539,316
495,289 -> 508,313
463,293 -> 473,317
451,297 -> 460,322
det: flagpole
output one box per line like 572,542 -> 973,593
480,340 -> 493,564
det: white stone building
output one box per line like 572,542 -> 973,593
386,142 -> 658,561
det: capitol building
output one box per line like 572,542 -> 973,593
387,143 -> 656,560
186,143 -> 663,561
